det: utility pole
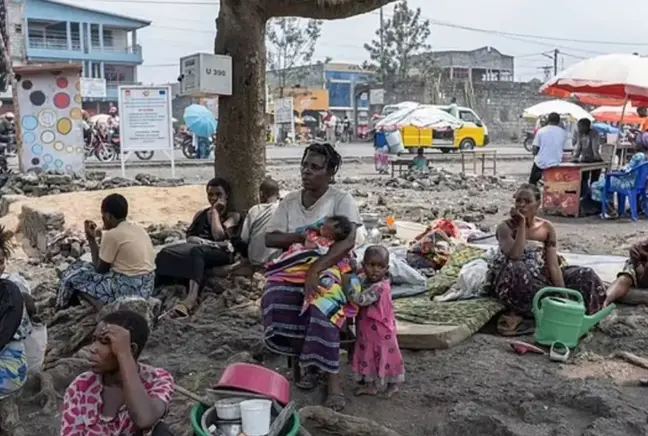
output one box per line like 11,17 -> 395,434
553,49 -> 560,76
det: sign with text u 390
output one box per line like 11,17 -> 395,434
180,53 -> 232,96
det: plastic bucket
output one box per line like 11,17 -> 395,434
191,403 -> 301,436
240,399 -> 272,436
394,220 -> 427,242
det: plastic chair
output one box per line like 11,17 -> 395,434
601,161 -> 648,221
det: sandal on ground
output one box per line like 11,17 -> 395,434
161,303 -> 190,320
295,372 -> 318,390
497,314 -> 534,337
324,393 -> 346,412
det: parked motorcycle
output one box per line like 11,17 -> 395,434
94,127 -> 155,162
182,132 -> 214,159
523,131 -> 534,152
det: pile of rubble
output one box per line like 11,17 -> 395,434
0,172 -> 185,197
384,167 -> 510,192
19,202 -> 190,265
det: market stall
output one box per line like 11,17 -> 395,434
539,53 -> 648,217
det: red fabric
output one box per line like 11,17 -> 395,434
592,112 -> 644,125
543,85 -> 648,105
59,364 -> 174,436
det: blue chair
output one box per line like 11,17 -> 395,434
602,161 -> 648,221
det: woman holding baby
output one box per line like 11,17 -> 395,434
262,142 -> 362,412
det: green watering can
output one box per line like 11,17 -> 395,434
532,287 -> 616,348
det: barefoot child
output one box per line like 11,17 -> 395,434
346,245 -> 405,398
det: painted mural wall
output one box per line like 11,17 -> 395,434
16,71 -> 84,173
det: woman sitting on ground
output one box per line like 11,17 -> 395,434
604,238 -> 648,307
262,142 -> 362,412
57,194 -> 156,311
155,178 -> 240,318
487,183 -> 606,330
0,226 -> 32,403
60,310 -> 175,436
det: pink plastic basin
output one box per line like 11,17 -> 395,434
215,363 -> 291,405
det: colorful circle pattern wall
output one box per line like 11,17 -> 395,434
16,71 -> 84,174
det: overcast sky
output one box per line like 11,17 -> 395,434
64,0 -> 648,84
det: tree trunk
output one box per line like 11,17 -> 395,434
0,0 -> 11,92
213,0 -> 268,212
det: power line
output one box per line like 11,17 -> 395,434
426,18 -> 648,47
372,10 -> 648,47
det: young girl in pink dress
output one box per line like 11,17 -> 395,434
345,245 -> 405,398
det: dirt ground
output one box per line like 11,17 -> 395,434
7,161 -> 648,436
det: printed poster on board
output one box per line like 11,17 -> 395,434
118,86 -> 173,152
15,72 -> 85,174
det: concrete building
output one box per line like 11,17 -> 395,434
266,63 -> 375,114
2,0 -> 150,110
413,46 -> 515,82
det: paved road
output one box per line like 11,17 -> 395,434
85,141 -> 527,165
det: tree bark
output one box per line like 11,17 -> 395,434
0,0 -> 11,92
271,0 -> 398,19
213,0 -> 268,212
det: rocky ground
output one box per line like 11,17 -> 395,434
3,160 -> 648,436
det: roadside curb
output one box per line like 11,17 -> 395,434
85,153 -> 533,169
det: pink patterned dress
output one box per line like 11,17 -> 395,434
348,275 -> 405,385
60,364 -> 174,436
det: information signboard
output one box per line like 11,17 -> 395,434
117,85 -> 175,177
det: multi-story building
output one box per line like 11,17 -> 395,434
412,46 -> 515,82
2,0 -> 150,111
266,62 -> 375,116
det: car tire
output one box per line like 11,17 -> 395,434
460,138 -> 476,150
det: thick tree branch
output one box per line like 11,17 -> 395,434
270,0 -> 398,20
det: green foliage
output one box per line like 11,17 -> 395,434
363,0 -> 432,82
266,17 -> 323,93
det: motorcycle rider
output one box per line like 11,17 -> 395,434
343,115 -> 352,142
81,110 -> 93,147
107,106 -> 119,127
107,106 -> 119,143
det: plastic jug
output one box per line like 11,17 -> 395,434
532,287 -> 616,348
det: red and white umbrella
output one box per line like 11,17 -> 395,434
540,54 -> 648,166
591,104 -> 644,124
540,54 -> 648,104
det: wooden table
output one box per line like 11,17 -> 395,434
460,149 -> 497,175
542,162 -> 609,217
390,158 -> 431,177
